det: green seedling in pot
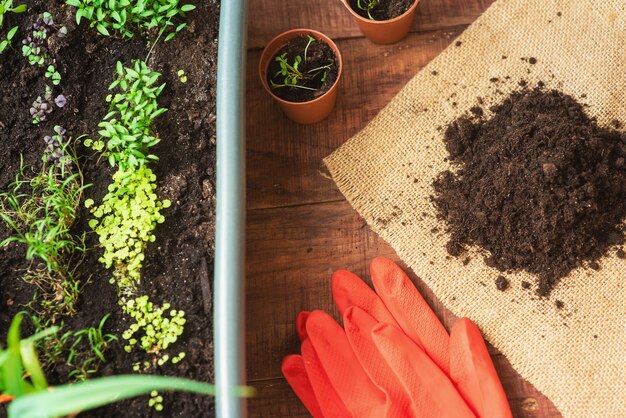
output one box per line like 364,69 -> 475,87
0,0 -> 27,53
357,0 -> 379,20
270,52 -> 334,92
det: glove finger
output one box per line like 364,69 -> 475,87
449,318 -> 513,418
307,310 -> 387,418
343,306 -> 416,418
282,354 -> 326,418
301,339 -> 352,417
372,323 -> 476,418
296,311 -> 311,342
332,269 -> 400,326
370,256 -> 450,374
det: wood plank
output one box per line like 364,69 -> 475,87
247,0 -> 495,49
247,26 -> 465,210
245,201 -> 561,416
248,374 -> 561,418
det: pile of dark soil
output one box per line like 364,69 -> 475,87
267,35 -> 339,103
433,87 -> 626,296
348,0 -> 414,21
0,1 -> 219,416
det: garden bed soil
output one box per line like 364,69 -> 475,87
348,0 -> 414,20
266,35 -> 339,103
432,87 -> 626,296
0,0 -> 219,416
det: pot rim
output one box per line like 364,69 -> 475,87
340,0 -> 420,25
259,28 -> 343,107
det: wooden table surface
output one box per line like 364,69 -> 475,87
245,1 -> 562,417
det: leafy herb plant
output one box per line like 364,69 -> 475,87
0,141 -> 90,319
0,0 -> 27,53
1,313 -> 254,418
29,314 -> 117,382
85,60 -> 166,170
357,0 -> 380,20
122,296 -> 185,354
66,0 -> 196,40
269,36 -> 334,92
21,12 -> 66,67
85,165 -> 170,294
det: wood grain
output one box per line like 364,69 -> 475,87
245,0 -> 562,416
247,0 -> 495,49
247,26 -> 465,210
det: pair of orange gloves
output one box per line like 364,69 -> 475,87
282,257 -> 513,418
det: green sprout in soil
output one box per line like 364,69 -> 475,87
0,142 -> 90,320
269,52 -> 334,92
28,313 -> 117,382
357,0 -> 379,20
22,12 -> 66,67
65,0 -> 196,40
0,0 -> 27,53
1,313 -> 253,418
30,86 -> 66,125
86,60 -> 166,170
122,297 -> 185,354
177,69 -> 187,83
149,390 -> 164,411
44,64 -> 62,85
85,60 -> 171,296
85,165 -> 171,294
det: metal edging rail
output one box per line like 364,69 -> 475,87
215,0 -> 248,416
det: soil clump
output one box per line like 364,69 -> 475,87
433,87 -> 626,296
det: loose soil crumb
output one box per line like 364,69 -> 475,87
433,88 -> 626,296
521,281 -> 531,289
267,35 -> 338,103
555,300 -> 564,309
455,41 -> 462,47
495,276 -> 509,291
348,0 -> 414,20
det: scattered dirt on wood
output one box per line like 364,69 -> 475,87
0,1 -> 219,416
348,0 -> 414,21
432,87 -> 626,296
267,35 -> 339,103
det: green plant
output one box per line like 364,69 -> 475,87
269,51 -> 334,92
44,64 -> 61,85
85,60 -> 166,171
177,68 -> 187,83
0,144 -> 90,319
1,313 -> 254,418
8,375 -> 253,418
0,312 -> 58,400
65,0 -> 196,40
21,12 -> 66,67
86,165 -> 171,294
357,0 -> 379,20
0,0 -> 27,53
122,296 -> 185,354
26,314 -> 116,382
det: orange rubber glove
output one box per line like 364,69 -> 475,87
282,257 -> 512,418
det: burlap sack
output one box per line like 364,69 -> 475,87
324,1 -> 626,417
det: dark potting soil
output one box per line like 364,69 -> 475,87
348,0 -> 414,20
433,87 -> 626,296
0,1 -> 219,417
267,35 -> 339,103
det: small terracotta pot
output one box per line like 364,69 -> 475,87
341,0 -> 420,44
259,29 -> 343,124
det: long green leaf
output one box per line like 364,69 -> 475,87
9,375 -> 255,418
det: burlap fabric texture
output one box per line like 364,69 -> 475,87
324,1 -> 626,417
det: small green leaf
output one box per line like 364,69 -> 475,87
180,4 -> 196,12
96,23 -> 110,36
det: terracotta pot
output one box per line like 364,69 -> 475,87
259,29 -> 343,124
341,0 -> 420,44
